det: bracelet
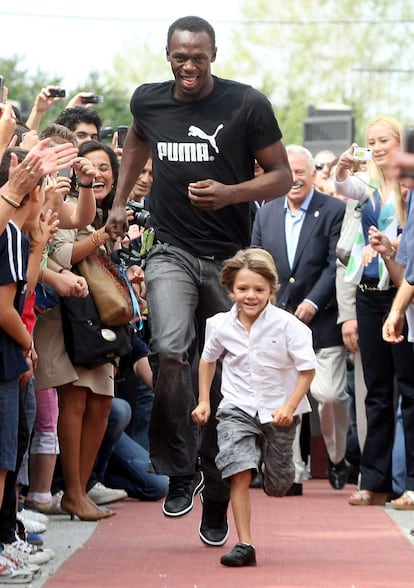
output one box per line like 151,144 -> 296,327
383,246 -> 397,261
90,231 -> 106,247
78,180 -> 94,189
58,267 -> 67,274
1,193 -> 21,208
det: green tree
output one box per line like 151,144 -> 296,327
0,55 -> 62,122
225,0 -> 414,143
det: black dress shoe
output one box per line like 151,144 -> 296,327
328,458 -> 349,490
199,498 -> 229,546
220,543 -> 256,567
284,482 -> 303,496
162,470 -> 204,517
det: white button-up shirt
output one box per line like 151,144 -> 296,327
202,302 -> 315,424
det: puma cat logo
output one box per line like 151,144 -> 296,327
188,124 -> 224,154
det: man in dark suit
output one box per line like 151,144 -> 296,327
251,144 -> 349,493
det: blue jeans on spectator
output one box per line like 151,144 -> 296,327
392,397 -> 406,496
145,243 -> 231,502
105,432 -> 168,501
95,398 -> 131,483
95,398 -> 168,501
127,382 -> 154,452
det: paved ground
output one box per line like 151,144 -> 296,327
22,488 -> 414,587
25,513 -> 97,587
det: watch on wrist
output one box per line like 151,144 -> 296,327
78,180 -> 94,189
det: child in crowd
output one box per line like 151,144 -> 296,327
192,248 -> 316,567
0,148 -> 50,581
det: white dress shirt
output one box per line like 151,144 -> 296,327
202,302 -> 315,423
284,191 -> 313,268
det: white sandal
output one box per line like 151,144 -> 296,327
391,490 -> 414,510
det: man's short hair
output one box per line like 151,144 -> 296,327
55,106 -> 102,133
167,16 -> 216,49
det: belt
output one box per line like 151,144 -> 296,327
358,280 -> 396,292
155,241 -> 225,262
197,254 -> 220,261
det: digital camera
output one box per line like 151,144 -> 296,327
81,95 -> 104,105
117,125 -> 129,148
353,147 -> 372,161
111,243 -> 142,267
99,127 -> 114,140
126,201 -> 151,227
49,88 -> 66,98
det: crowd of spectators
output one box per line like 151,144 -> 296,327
1,13 -> 414,579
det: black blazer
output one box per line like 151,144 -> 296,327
251,190 -> 346,349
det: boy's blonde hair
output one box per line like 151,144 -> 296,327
220,248 -> 280,304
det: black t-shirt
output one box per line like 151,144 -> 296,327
130,76 -> 283,257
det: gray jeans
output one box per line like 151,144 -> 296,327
145,243 -> 231,500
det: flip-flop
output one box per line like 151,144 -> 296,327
348,489 -> 387,506
391,490 -> 414,510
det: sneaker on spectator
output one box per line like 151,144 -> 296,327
1,540 -> 42,576
16,512 -> 46,535
24,492 -> 63,515
87,482 -> 127,505
0,552 -> 36,583
19,508 -> 49,525
25,533 -> 43,548
2,534 -> 54,566
15,519 -> 44,547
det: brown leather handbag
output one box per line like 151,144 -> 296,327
77,254 -> 134,326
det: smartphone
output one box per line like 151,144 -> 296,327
49,88 -> 66,98
117,125 -> 129,148
81,95 -> 104,105
58,167 -> 72,178
353,147 -> 372,161
0,76 -> 4,103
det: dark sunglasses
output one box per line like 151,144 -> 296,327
315,163 -> 326,171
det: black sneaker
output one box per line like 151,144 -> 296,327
162,471 -> 204,517
199,498 -> 229,546
192,469 -> 205,496
220,543 -> 257,567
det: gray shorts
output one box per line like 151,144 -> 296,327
215,405 -> 299,497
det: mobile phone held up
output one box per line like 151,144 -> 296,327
117,126 -> 129,148
353,147 -> 372,161
81,95 -> 104,105
49,88 -> 66,98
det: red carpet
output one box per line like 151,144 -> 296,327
44,480 -> 414,587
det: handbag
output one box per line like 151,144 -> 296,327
60,291 -> 133,369
77,254 -> 134,326
336,198 -> 368,266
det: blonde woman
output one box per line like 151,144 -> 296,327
334,117 -> 414,507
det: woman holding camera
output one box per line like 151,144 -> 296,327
42,141 -> 122,520
334,116 -> 414,508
